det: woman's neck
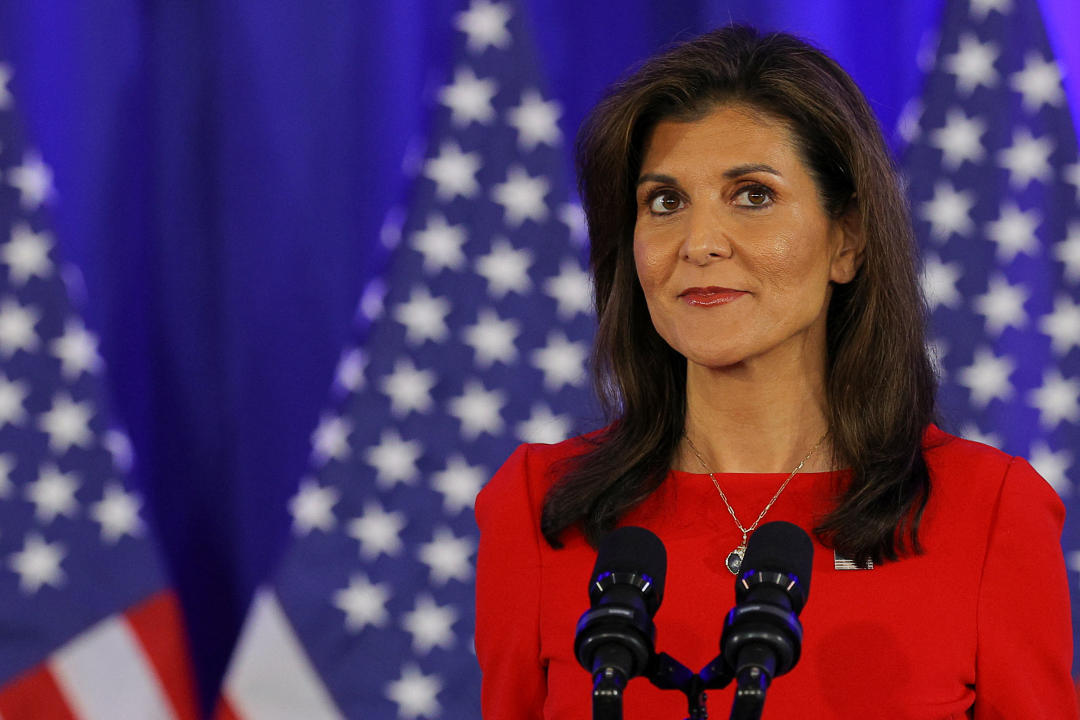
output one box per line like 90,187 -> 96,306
677,352 -> 834,474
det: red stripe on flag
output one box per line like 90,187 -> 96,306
125,590 -> 200,720
213,695 -> 243,720
0,664 -> 78,720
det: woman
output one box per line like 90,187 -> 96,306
475,26 -> 1076,719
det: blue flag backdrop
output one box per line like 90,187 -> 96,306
0,49 -> 199,717
903,0 -> 1080,671
1,0 -> 1078,712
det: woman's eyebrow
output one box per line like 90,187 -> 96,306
636,172 -> 678,186
637,164 -> 782,186
722,163 -> 782,178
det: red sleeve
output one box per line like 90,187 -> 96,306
974,456 -> 1078,719
474,444 -> 546,719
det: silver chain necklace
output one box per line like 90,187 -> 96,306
684,431 -> 828,574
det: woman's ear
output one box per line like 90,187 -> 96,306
829,198 -> 864,285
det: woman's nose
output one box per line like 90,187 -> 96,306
680,207 -> 733,265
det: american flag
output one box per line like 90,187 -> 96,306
901,0 -> 1080,668
216,0 -> 595,716
0,60 -> 199,717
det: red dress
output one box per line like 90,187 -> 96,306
475,426 -> 1078,719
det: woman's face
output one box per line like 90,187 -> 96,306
633,103 -> 860,371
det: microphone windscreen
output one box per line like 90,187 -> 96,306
591,526 -> 667,603
742,521 -> 814,598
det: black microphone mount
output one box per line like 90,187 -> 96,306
645,521 -> 813,720
577,521 -> 812,720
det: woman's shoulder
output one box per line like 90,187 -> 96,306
921,424 -> 1063,518
922,424 -> 1015,472
491,431 -> 598,483
476,431 -> 600,517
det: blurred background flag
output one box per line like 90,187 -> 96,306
215,0 -> 595,716
0,58 -> 198,718
902,0 -> 1080,668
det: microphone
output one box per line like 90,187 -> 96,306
574,526 -> 667,715
720,521 -> 813,719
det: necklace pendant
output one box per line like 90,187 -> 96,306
726,545 -> 746,574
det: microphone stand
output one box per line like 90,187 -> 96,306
592,666 -> 627,720
646,650 -> 735,720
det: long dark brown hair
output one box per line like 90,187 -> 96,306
540,26 -> 938,566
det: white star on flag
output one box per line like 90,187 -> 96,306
1029,441 -> 1073,497
1065,163 -> 1080,201
943,34 -> 1000,95
360,277 -> 388,324
401,594 -> 458,654
334,347 -> 367,393
0,297 -> 41,357
507,90 -> 562,150
24,463 -> 81,523
919,181 -> 976,241
1068,552 -> 1080,588
491,165 -> 550,226
985,202 -> 1040,262
348,502 -> 407,560
386,664 -> 442,720
929,108 -> 987,169
430,454 -> 485,514
920,254 -> 963,310
8,533 -> 66,594
424,141 -> 482,201
897,97 -> 924,144
90,483 -> 145,543
997,128 -> 1054,189
394,286 -> 452,345
103,428 -> 135,474
454,0 -> 511,54
960,422 -> 1002,447
448,379 -> 506,439
969,0 -> 1013,20
0,454 -> 15,497
311,413 -> 352,465
1027,369 -> 1080,430
957,347 -> 1015,407
1039,295 -> 1080,356
516,403 -> 573,444
439,67 -> 498,127
379,358 -> 437,417
475,238 -> 533,299
544,260 -> 592,318
1055,222 -> 1080,281
972,274 -> 1028,335
1009,52 -> 1065,111
462,308 -> 520,367
558,202 -> 588,245
0,63 -> 11,110
49,318 -> 103,379
288,478 -> 340,535
531,331 -> 588,390
38,392 -> 94,453
0,372 -> 29,427
2,222 -> 52,284
364,430 -> 423,488
5,151 -> 54,210
411,214 -> 467,274
333,574 -> 391,631
417,526 -> 474,585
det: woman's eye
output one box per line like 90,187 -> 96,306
648,192 -> 684,214
734,185 -> 773,207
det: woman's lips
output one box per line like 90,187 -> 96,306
678,286 -> 747,306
